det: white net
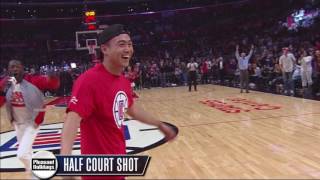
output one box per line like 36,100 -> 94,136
88,45 -> 96,55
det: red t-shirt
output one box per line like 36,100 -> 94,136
201,62 -> 208,74
67,64 -> 133,155
126,71 -> 137,82
24,74 -> 60,91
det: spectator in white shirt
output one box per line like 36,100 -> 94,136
298,50 -> 313,88
279,47 -> 296,96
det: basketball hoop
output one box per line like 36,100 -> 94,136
88,44 -> 100,64
88,45 -> 96,55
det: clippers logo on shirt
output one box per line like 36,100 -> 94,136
113,91 -> 128,128
70,96 -> 78,105
118,100 -> 125,120
11,86 -> 25,107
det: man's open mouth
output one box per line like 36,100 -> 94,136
122,55 -> 130,60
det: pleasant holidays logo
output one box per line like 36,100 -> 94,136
0,119 -> 178,172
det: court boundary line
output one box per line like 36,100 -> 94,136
135,85 -> 320,103
209,85 -> 320,102
179,112 -> 320,131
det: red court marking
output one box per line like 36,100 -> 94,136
200,100 -> 245,113
46,96 -> 70,105
35,135 -> 81,141
32,138 -> 81,145
15,137 -> 81,148
200,96 -> 311,115
254,106 -> 281,110
36,133 -> 80,138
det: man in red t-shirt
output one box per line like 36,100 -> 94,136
60,24 -> 177,179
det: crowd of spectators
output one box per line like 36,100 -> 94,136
1,0 -> 320,100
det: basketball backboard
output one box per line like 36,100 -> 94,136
75,30 -> 102,50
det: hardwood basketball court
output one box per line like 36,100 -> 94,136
1,85 -> 320,179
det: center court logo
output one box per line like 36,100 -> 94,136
0,119 -> 178,172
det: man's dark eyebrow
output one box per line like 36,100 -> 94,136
117,40 -> 132,44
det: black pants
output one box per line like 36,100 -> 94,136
219,69 -> 224,84
313,73 -> 320,95
188,71 -> 197,91
202,73 -> 208,84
